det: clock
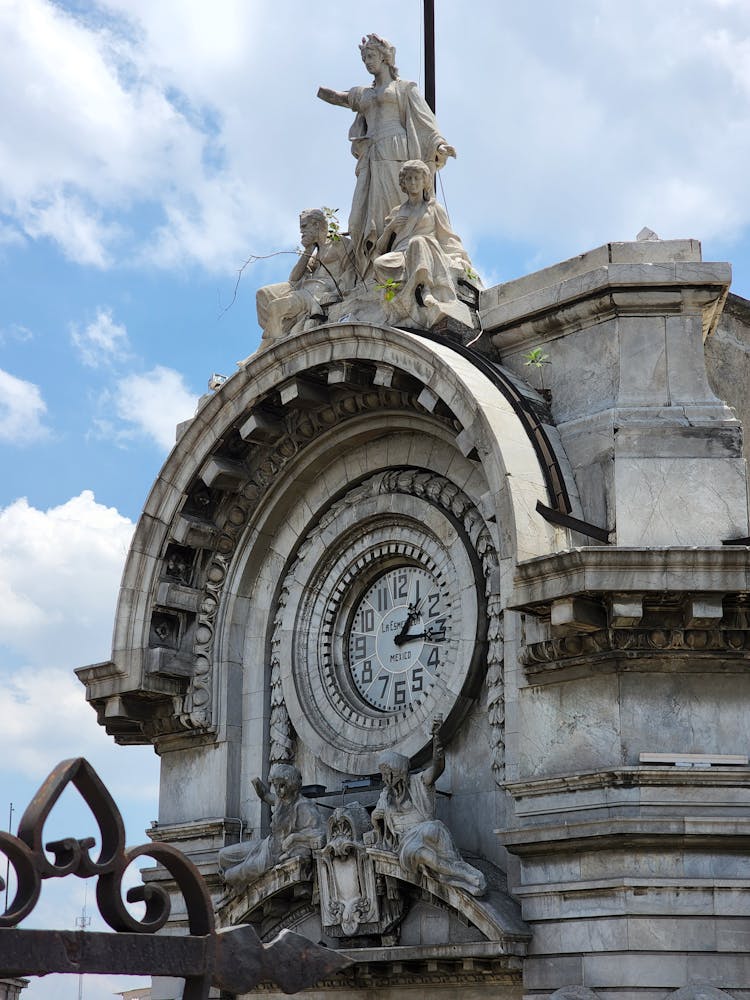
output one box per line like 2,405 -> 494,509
275,473 -> 488,774
347,564 -> 450,713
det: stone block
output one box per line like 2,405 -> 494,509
617,315 -> 668,407
238,408 -> 283,442
199,455 -> 247,490
551,596 -> 607,634
372,362 -> 395,386
609,597 -> 643,627
544,319 -> 619,424
518,672 -> 622,777
613,455 -> 748,547
279,377 -> 329,408
619,671 -> 750,765
523,956 -> 584,990
665,313 -> 721,405
683,596 -> 724,627
685,951 -> 750,988
608,239 -> 702,264
583,951 -> 688,988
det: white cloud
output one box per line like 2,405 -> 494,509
23,192 -> 122,268
0,322 -> 33,344
0,368 -> 49,444
0,489 -> 159,1000
70,306 -> 131,367
114,365 -> 198,450
1,1 -> 750,275
0,491 -> 133,666
0,0 -> 207,266
0,489 -> 162,1000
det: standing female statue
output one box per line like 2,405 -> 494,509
318,33 -> 456,273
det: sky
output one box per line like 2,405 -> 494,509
3,1 -> 750,997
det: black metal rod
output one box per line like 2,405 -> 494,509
535,501 -> 611,544
0,929 -> 210,977
424,0 -> 435,111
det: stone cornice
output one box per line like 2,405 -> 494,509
511,546 -> 750,612
504,766 -> 750,799
481,258 -> 730,350
499,815 -> 750,855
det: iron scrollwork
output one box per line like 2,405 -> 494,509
0,758 -> 349,998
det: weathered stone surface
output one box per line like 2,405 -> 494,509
79,229 -> 750,1000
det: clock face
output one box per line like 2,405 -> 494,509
280,481 -> 487,773
347,565 -> 450,712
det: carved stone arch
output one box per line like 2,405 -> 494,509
77,323 -> 573,757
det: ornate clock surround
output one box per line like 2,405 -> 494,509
274,474 -> 488,775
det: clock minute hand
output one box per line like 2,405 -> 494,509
396,625 -> 445,644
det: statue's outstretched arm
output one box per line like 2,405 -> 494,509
317,86 -> 350,108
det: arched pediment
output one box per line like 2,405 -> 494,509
216,850 -> 529,953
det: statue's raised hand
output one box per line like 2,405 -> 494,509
435,143 -> 457,168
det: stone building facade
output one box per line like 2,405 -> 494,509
77,232 -> 750,1000
0,981 -> 28,1000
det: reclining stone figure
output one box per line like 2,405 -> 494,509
365,732 -> 486,897
218,763 -> 325,891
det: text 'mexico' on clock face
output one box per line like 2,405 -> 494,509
347,565 -> 451,712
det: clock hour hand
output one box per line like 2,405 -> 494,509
394,600 -> 422,646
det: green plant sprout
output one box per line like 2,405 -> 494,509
375,278 -> 401,302
523,347 -> 551,369
523,347 -> 551,396
323,206 -> 342,242
464,266 -> 480,283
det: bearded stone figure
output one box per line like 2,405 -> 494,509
366,735 -> 487,897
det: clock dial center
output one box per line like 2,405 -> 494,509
347,564 -> 449,713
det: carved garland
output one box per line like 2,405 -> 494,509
522,626 -> 750,674
269,469 -> 507,782
158,386 -> 451,736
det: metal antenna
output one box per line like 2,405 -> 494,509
75,884 -> 91,1000
424,0 -> 435,112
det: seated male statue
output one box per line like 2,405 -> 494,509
218,763 -> 325,890
257,208 -> 355,345
365,728 -> 486,897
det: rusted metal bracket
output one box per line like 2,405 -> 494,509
0,758 -> 350,998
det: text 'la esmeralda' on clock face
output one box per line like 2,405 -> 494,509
347,565 -> 451,712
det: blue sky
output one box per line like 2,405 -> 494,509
3,1 -> 750,997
